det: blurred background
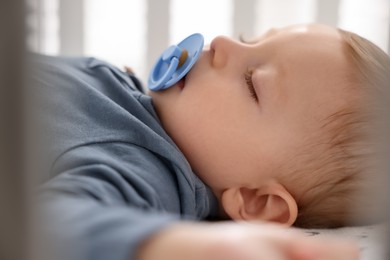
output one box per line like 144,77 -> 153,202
0,1 -> 389,259
26,0 -> 390,82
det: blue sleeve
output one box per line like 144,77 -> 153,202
28,54 -> 203,260
39,143 -> 182,260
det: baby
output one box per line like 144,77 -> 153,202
32,23 -> 389,260
149,23 -> 388,228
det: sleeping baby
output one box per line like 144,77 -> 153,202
32,23 -> 389,260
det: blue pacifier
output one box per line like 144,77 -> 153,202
148,33 -> 204,91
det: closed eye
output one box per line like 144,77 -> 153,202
244,69 -> 258,102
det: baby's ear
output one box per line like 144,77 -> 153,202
221,183 -> 298,226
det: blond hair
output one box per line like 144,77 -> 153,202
290,29 -> 390,228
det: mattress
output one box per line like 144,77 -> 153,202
300,224 -> 389,259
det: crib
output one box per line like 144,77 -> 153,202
0,1 -> 389,260
27,0 -> 390,82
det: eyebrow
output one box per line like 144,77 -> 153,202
239,28 -> 279,45
264,28 -> 279,38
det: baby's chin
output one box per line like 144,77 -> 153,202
148,90 -> 164,114
148,88 -> 179,130
148,83 -> 183,114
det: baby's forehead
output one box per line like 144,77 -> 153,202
268,24 -> 344,57
280,23 -> 341,39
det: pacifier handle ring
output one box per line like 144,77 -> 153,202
149,57 -> 179,90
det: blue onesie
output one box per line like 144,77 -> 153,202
30,55 -> 219,260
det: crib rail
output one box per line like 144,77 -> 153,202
27,0 -> 389,80
0,1 -> 27,260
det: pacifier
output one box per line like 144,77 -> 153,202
148,33 -> 204,91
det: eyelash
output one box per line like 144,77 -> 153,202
244,69 -> 258,102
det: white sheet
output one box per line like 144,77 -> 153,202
300,224 -> 389,259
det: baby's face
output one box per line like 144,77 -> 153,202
150,24 -> 351,195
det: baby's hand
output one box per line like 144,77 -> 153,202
136,221 -> 359,260
124,66 -> 135,75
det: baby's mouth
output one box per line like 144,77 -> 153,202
177,76 -> 186,90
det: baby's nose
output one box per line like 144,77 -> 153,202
210,36 -> 244,68
210,36 -> 233,68
210,36 -> 235,53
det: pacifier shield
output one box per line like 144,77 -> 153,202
148,33 -> 204,91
